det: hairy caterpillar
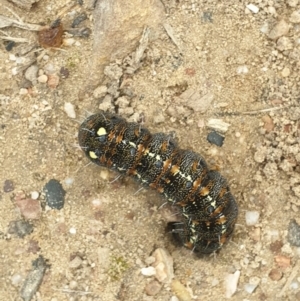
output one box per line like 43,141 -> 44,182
78,111 -> 238,254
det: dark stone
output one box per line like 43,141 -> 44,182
8,220 -> 33,238
3,179 -> 14,192
5,41 -> 16,51
43,179 -> 66,210
72,13 -> 88,28
207,131 -> 225,147
288,219 -> 300,247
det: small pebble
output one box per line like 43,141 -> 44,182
244,283 -> 257,294
145,280 -> 162,296
63,38 -> 75,46
47,74 -> 60,89
5,41 -> 16,51
246,4 -> 259,14
64,102 -> 76,119
3,179 -> 14,192
69,280 -> 78,289
93,85 -> 108,98
207,131 -> 225,147
141,266 -> 156,277
290,10 -> 300,23
236,65 -> 249,74
269,268 -> 283,281
207,119 -> 230,133
60,67 -> 70,79
25,65 -> 39,84
72,12 -> 88,27
38,74 -> 48,83
152,248 -> 174,283
274,255 -> 291,268
69,227 -> 76,234
224,270 -> 240,298
281,67 -> 290,77
185,90 -> 214,113
171,279 -> 192,301
15,198 -> 42,220
11,274 -> 23,286
288,219 -> 300,247
268,20 -> 289,40
69,256 -> 82,269
261,115 -> 274,132
65,177 -> 74,186
19,88 -> 28,95
20,256 -> 48,301
43,179 -> 66,210
8,220 -> 33,238
290,280 -> 299,290
245,211 -> 260,226
31,191 -> 39,200
253,147 -> 267,163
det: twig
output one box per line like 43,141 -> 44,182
163,23 -> 181,49
0,35 -> 29,43
52,288 -> 92,295
241,106 -> 288,115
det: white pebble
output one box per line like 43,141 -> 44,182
44,63 -> 56,75
38,74 -> 48,83
290,280 -> 299,290
236,65 -> 249,74
91,198 -> 102,208
11,274 -> 23,286
224,270 -> 240,298
63,38 -> 75,46
246,4 -> 259,14
69,280 -> 78,289
207,118 -> 230,133
64,102 -> 76,119
141,266 -> 156,276
25,65 -> 39,84
12,67 -> 18,75
19,88 -> 28,95
31,191 -> 39,200
245,211 -> 260,226
244,283 -> 257,294
65,177 -> 74,186
9,54 -> 16,61
69,227 -> 76,234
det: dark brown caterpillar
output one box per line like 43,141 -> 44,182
78,111 -> 238,254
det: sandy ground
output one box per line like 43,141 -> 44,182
1,0 -> 300,300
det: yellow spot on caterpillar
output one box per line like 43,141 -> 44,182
89,151 -> 98,159
129,142 -> 136,147
97,127 -> 107,136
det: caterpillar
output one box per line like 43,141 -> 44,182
78,111 -> 238,254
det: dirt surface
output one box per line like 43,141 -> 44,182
1,0 -> 300,300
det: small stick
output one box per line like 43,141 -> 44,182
241,106 -> 288,115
